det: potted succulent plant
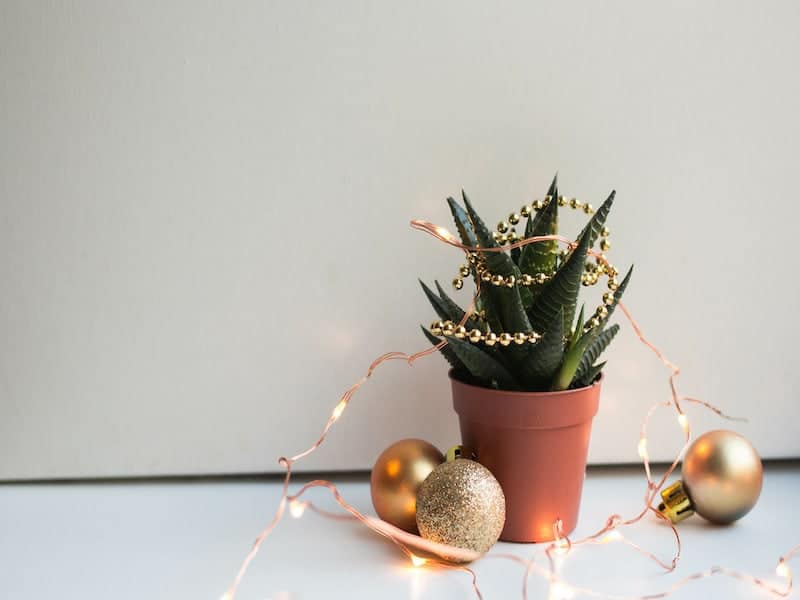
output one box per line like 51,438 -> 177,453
420,175 -> 632,542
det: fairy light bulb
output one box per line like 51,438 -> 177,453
410,554 -> 427,567
434,226 -> 456,242
600,530 -> 622,544
637,437 -> 648,460
332,400 -> 347,421
289,499 -> 306,519
678,413 -> 689,433
776,560 -> 791,579
549,581 -> 575,600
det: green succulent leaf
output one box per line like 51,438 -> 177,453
570,304 -> 585,348
527,221 -> 593,334
598,265 -> 633,328
419,279 -> 453,322
444,334 -> 521,390
552,325 -> 598,391
446,196 -> 479,249
578,190 -> 615,249
572,324 -> 620,386
419,279 -> 490,337
461,191 -> 533,332
574,361 -> 606,389
516,308 -> 565,387
433,280 -> 485,331
519,175 -> 559,291
420,326 -> 466,374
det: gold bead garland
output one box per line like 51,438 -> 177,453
453,195 -> 613,291
443,194 -> 621,337
430,319 -> 543,346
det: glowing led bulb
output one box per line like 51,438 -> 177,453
777,561 -> 791,578
434,226 -> 457,242
410,554 -> 427,567
637,437 -> 648,460
332,400 -> 347,421
549,581 -> 575,599
678,413 -> 689,433
289,499 -> 306,519
600,530 -> 622,544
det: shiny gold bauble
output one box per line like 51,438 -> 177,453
370,439 -> 443,534
659,430 -> 763,524
683,430 -> 763,524
416,459 -> 505,556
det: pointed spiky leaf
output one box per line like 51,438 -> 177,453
516,308 -> 565,387
569,304 -> 585,348
519,175 -> 559,289
598,265 -> 633,328
552,324 -> 598,391
578,190 -> 615,249
419,279 -> 453,322
446,196 -> 479,248
528,223 -> 593,333
445,335 -> 521,390
432,281 -> 484,331
461,191 -> 532,331
574,361 -> 606,389
572,324 -> 620,386
421,326 -> 466,374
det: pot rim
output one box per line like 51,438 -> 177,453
448,369 -> 603,397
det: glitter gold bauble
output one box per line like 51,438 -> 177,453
415,458 -> 505,556
658,430 -> 763,524
370,439 -> 443,534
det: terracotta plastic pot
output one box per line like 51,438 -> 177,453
450,371 -> 601,543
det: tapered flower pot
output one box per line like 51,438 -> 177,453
451,371 -> 601,543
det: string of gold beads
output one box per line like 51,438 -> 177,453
450,255 -> 621,332
430,320 -> 542,346
453,267 -> 550,291
452,195 -> 612,290
493,196 -> 612,249
452,250 -> 618,293
445,195 -> 621,332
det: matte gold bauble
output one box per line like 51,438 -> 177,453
415,458 -> 505,556
658,430 -> 763,524
370,439 -> 443,534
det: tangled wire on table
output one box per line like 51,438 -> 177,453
221,220 -> 798,600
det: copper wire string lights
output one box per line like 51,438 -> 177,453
221,200 -> 799,600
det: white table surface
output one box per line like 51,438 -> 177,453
1,464 -> 798,600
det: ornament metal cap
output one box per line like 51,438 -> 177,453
445,444 -> 477,462
657,480 -> 695,524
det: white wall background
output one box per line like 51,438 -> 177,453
2,1 -> 799,480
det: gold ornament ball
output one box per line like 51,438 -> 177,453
683,430 -> 763,524
370,439 -> 444,534
416,459 -> 506,556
